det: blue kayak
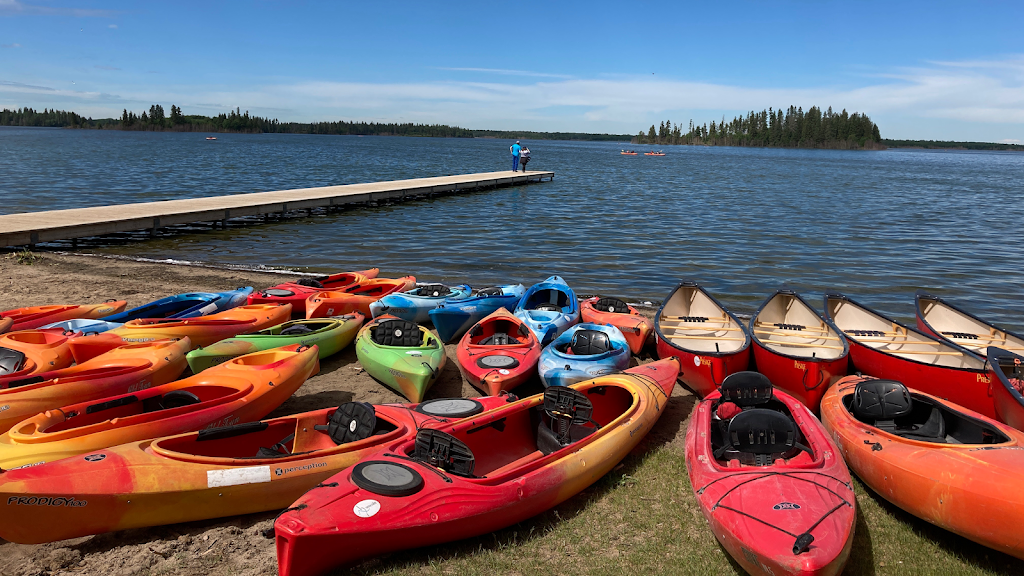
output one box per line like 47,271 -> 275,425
41,319 -> 123,334
368,283 -> 471,323
100,287 -> 254,323
538,323 -> 631,387
513,275 -> 580,345
428,284 -> 526,343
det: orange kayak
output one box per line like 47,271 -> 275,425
0,338 -> 189,434
0,395 -> 511,544
305,276 -> 416,319
0,344 -> 318,470
68,304 -> 292,362
580,296 -> 652,354
0,328 -> 76,388
1,301 -> 127,331
248,268 -> 380,316
821,374 -> 1024,559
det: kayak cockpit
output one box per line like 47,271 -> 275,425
843,379 -> 1010,445
151,403 -> 403,462
467,317 -> 533,348
521,288 -> 571,313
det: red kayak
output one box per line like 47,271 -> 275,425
750,289 -> 849,412
248,269 -> 379,316
654,281 -> 751,397
824,293 -> 993,419
455,308 -> 541,396
1,301 -> 127,331
273,358 -> 681,576
686,372 -> 855,575
987,347 -> 1024,431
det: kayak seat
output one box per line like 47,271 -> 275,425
371,320 -> 422,347
160,390 -> 202,410
477,287 -> 503,296
537,387 -> 598,455
570,330 -> 612,356
0,346 -> 27,375
594,297 -> 630,315
280,323 -> 316,336
851,379 -> 948,442
294,278 -> 324,288
413,429 -> 475,477
314,402 -> 377,445
415,284 -> 449,298
535,303 -> 562,312
479,333 -> 520,346
720,408 -> 806,466
719,371 -> 773,407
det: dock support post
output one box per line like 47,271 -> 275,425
71,238 -> 77,249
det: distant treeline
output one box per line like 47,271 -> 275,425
0,105 -> 630,141
882,139 -> 1024,151
635,106 -> 883,150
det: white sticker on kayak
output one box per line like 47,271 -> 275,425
353,499 -> 381,518
198,303 -> 219,315
693,356 -> 702,367
499,369 -> 510,375
207,466 -> 271,488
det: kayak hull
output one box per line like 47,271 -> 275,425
0,329 -> 76,389
456,308 -> 541,396
368,284 -> 471,323
513,275 -> 580,345
1,301 -> 127,331
306,277 -> 416,319
537,323 -> 631,387
248,269 -> 379,316
429,284 -> 525,343
355,316 -> 445,402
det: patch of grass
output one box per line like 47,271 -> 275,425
10,248 -> 40,265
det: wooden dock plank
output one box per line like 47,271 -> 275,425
0,170 -> 553,246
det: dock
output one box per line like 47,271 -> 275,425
0,170 -> 554,247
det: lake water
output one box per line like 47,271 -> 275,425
4,126 -> 1024,329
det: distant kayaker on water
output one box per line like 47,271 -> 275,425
519,147 -> 530,172
510,140 -> 521,172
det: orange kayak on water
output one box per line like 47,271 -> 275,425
0,395 -> 511,544
821,374 -> 1024,560
68,304 -> 292,362
0,329 -> 76,388
0,344 -> 318,470
0,338 -> 190,434
305,276 -> 416,319
1,301 -> 127,331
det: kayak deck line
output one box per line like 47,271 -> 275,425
0,170 -> 555,248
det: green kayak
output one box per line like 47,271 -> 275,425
355,315 -> 446,402
186,314 -> 364,373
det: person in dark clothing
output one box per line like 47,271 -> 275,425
519,147 -> 531,172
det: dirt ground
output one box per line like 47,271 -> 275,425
0,252 -> 686,576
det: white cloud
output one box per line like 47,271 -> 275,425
108,23 -> 116,29
0,0 -> 114,17
1001,138 -> 1022,144
1,42 -> 20,48
435,67 -> 572,79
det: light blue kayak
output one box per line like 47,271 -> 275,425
428,284 -> 526,343
100,287 -> 254,323
368,283 -> 471,323
538,323 -> 631,387
514,275 -> 580,345
41,318 -> 123,334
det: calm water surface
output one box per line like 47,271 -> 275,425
4,127 -> 1024,329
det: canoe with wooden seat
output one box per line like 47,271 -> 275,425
0,395 -> 510,544
305,276 -> 416,319
655,281 -> 751,397
750,289 -> 849,412
824,293 -> 993,418
248,269 -> 380,317
0,344 -> 318,470
580,296 -> 652,354
456,308 -> 541,396
820,375 -> 1024,560
1,301 -> 128,331
915,292 -> 1024,358
273,358 -> 681,576
0,328 -> 76,390
986,347 -> 1024,431
67,304 -> 293,363
0,338 -> 190,434
687,372 -> 855,575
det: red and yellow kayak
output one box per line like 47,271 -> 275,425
248,268 -> 380,316
0,344 -> 318,470
1,301 -> 127,331
274,358 -> 681,576
0,338 -> 189,434
581,296 -> 652,354
305,276 -> 416,319
0,328 -> 76,389
0,395 -> 510,544
68,304 -> 292,362
821,374 -> 1024,560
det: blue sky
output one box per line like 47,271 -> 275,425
2,1 -> 1023,142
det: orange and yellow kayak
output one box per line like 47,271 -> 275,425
0,338 -> 189,434
1,301 -> 127,331
305,276 -> 416,319
68,304 -> 292,362
0,344 -> 318,470
0,328 -> 76,388
0,395 -> 511,544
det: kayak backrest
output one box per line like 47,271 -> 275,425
314,402 -> 377,445
569,330 -> 612,356
852,380 -> 913,421
727,409 -> 798,465
413,284 -> 449,297
719,371 -> 773,407
293,278 -> 324,288
0,346 -> 27,375
371,320 -> 422,347
160,390 -> 202,410
413,428 -> 475,477
280,323 -> 316,336
476,287 -> 503,296
538,387 -> 598,455
594,297 -> 630,315
479,333 -> 518,346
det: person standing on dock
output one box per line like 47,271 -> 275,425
510,140 -> 521,172
519,147 -> 530,172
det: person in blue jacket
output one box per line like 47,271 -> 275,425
510,140 -> 521,171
